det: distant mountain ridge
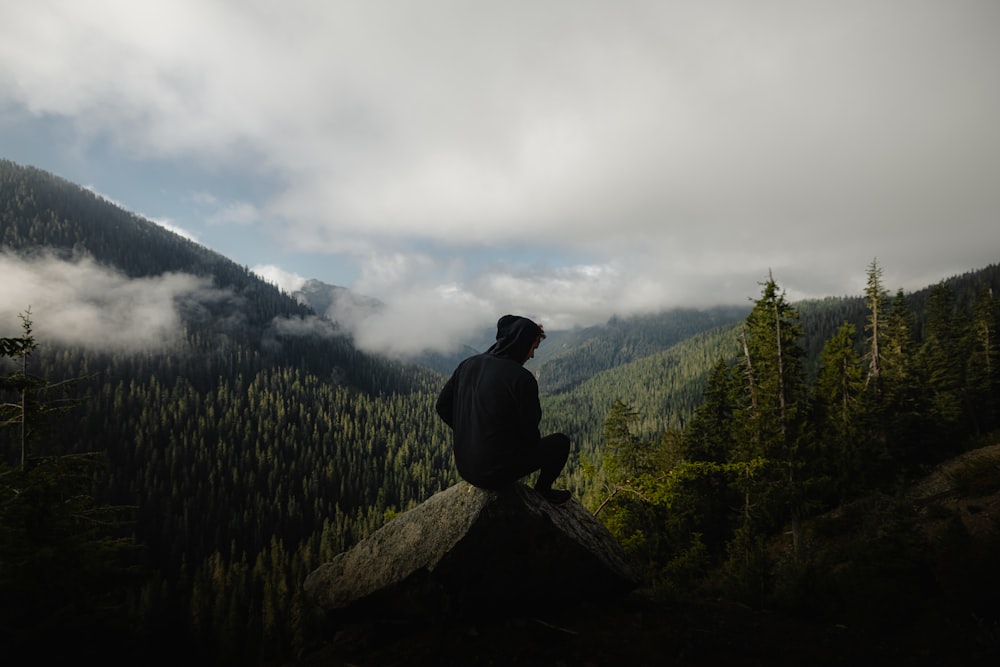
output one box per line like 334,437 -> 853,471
289,272 -> 753,382
292,278 -> 383,321
288,278 -> 483,374
530,306 -> 751,395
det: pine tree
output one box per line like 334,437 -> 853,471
684,358 -> 735,464
967,286 -> 1000,432
591,399 -> 658,516
680,358 -> 743,558
917,282 -> 968,454
731,272 -> 808,558
863,258 -> 888,395
1,311 -> 40,466
812,321 -> 866,498
0,313 -> 143,659
877,288 -> 925,468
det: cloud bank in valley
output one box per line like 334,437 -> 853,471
0,251 -> 218,351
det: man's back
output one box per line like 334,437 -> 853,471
437,350 -> 542,486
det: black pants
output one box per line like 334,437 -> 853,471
533,433 -> 571,490
474,433 -> 571,490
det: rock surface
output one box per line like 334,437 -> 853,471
303,482 -> 638,621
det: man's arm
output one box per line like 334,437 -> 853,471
435,374 -> 455,427
515,371 -> 543,444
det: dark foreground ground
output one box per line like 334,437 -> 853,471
296,591 -> 997,667
299,447 -> 1000,666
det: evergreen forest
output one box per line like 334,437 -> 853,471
2,159 -> 999,665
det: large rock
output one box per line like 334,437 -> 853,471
303,482 -> 639,621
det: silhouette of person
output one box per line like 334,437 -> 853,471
436,314 -> 572,504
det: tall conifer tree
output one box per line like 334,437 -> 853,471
918,283 -> 968,452
967,286 -> 1000,433
731,273 -> 808,557
812,321 -> 865,498
863,258 -> 888,395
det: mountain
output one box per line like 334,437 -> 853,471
530,306 -> 751,394
291,278 -> 384,323
289,277 -> 483,374
0,159 -> 442,395
287,274 -> 751,385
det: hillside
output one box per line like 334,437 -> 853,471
0,159 -> 442,396
532,306 -> 751,394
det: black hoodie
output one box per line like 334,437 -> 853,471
435,315 -> 544,487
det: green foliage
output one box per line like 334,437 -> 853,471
653,533 -> 711,599
918,284 -> 967,433
811,321 -> 869,498
593,265 -> 1000,621
719,523 -> 771,608
0,323 -> 143,660
735,273 -> 808,464
0,455 -> 142,645
587,397 -> 760,600
543,323 -> 745,506
771,493 -> 935,627
534,306 -> 749,394
947,451 -> 1000,496
0,310 -> 83,467
967,286 -> 1000,431
862,258 -> 889,392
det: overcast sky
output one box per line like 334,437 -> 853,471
2,1 -> 999,355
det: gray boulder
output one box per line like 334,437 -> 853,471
303,482 -> 639,621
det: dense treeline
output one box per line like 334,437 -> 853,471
1,323 -> 459,665
543,325 -> 745,496
0,324 -> 457,664
534,305 -> 750,394
588,262 -> 1000,656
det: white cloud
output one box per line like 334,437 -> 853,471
347,284 -> 494,358
0,250 -> 216,351
269,314 -> 339,339
251,264 -> 307,294
150,218 -> 200,244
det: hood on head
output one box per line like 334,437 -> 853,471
486,314 -> 542,362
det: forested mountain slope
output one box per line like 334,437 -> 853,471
542,324 -> 744,497
532,306 -> 750,394
0,159 -> 438,396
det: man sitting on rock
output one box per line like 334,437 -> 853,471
436,314 -> 572,504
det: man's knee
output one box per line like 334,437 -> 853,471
541,433 -> 570,467
543,432 -> 570,448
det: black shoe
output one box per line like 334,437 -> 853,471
537,488 -> 572,505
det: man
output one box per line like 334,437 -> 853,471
436,314 -> 572,504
